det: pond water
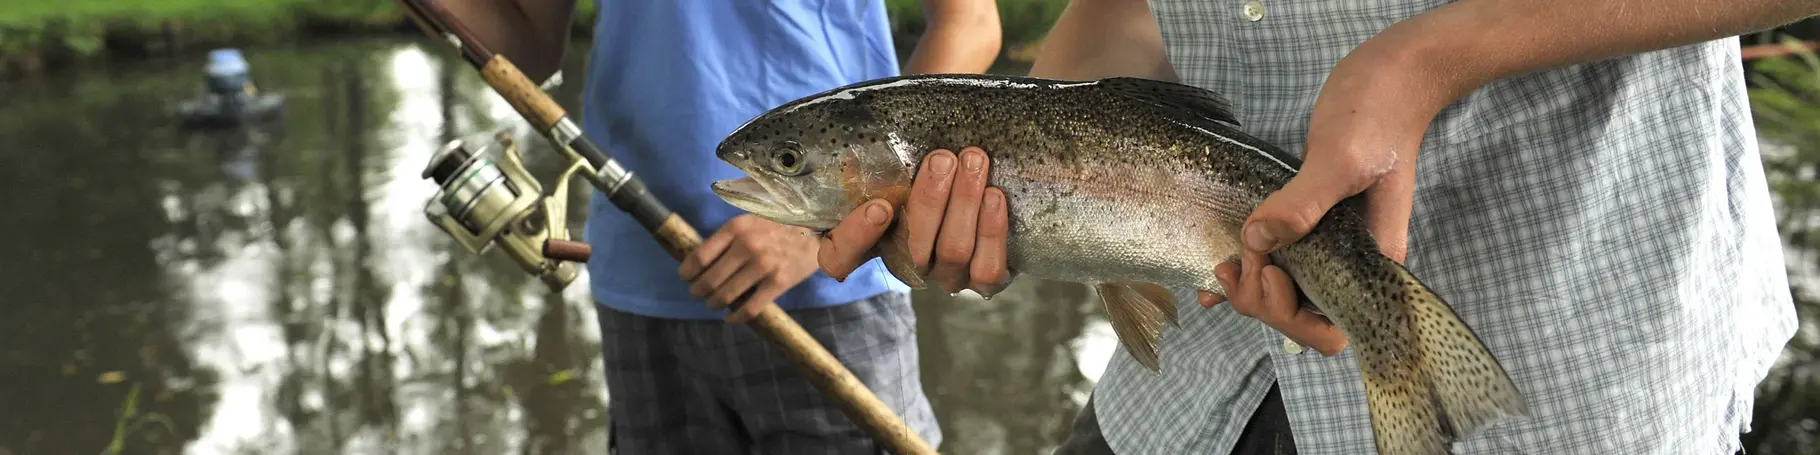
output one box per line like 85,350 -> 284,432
0,37 -> 1113,455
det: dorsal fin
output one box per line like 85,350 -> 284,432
1096,77 -> 1241,127
1096,77 -> 1309,171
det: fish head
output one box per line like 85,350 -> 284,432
712,99 -> 913,232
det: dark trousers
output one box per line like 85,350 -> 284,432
1052,384 -> 1296,455
596,292 -> 941,455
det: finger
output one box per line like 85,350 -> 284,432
707,262 -> 769,311
1361,166 -> 1417,263
1241,160 -> 1381,257
689,250 -> 749,301
1226,249 -> 1271,318
1259,265 -> 1348,356
904,150 -> 958,273
968,187 -> 1013,297
679,227 -> 738,281
1202,257 -> 1242,308
1241,249 -> 1269,298
818,200 -> 894,281
1214,260 -> 1261,317
739,277 -> 793,318
724,300 -> 773,325
1201,291 -> 1230,309
930,147 -> 989,292
1197,290 -> 1227,308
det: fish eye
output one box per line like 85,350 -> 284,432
772,142 -> 808,176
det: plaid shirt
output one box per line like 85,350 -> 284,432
1089,1 -> 1801,454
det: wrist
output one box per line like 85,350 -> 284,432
1343,8 -> 1498,120
1301,33 -> 1454,186
1307,43 -> 1448,158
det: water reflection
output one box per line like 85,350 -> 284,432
0,38 -> 1114,455
915,283 -> 1110,455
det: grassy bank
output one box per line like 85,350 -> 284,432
0,0 -> 601,76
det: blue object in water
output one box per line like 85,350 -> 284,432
175,48 -> 285,129
204,48 -> 250,96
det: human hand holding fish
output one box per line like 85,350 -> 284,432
678,214 -> 824,325
817,147 -> 1014,298
1201,39 -> 1435,358
708,71 -> 1527,454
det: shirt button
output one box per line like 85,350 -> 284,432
1282,335 -> 1304,354
1242,0 -> 1266,21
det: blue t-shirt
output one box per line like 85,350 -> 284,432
579,0 -> 910,320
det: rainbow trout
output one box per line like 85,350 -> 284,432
708,74 -> 1527,455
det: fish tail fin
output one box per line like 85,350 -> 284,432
1399,262 -> 1530,434
1095,281 -> 1179,372
1352,261 -> 1527,455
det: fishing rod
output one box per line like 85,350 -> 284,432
391,1 -> 937,454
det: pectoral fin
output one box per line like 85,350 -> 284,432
1095,281 -> 1180,372
874,221 -> 926,289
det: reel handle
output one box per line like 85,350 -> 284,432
543,239 -> 592,263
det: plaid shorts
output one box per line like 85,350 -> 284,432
595,292 -> 941,454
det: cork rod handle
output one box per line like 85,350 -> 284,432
480,56 -> 567,130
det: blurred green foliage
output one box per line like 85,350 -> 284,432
0,0 -> 1055,75
1,0 -> 380,59
1745,37 -> 1820,455
0,0 -> 600,74
885,0 -> 1067,58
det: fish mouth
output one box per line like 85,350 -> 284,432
710,176 -> 836,230
711,176 -> 782,212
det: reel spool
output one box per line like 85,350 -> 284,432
421,131 -> 592,290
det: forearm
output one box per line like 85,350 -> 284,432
438,0 -> 576,83
1376,0 -> 1820,116
904,24 -> 1003,74
514,0 -> 578,44
1027,0 -> 1176,81
904,0 -> 1003,74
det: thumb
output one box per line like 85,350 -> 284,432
1243,169 -> 1372,255
818,199 -> 894,280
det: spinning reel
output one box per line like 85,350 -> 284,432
420,131 -> 595,291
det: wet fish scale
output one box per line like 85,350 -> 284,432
800,80 -> 1278,293
710,74 -> 1529,455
